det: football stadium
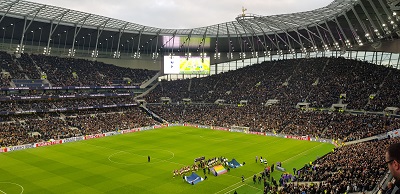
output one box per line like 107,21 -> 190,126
0,0 -> 400,193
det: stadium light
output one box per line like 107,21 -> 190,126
15,44 -> 25,54
345,40 -> 352,48
312,46 -> 318,52
133,52 -> 140,59
227,52 -> 233,59
264,51 -> 271,57
184,52 -> 192,59
323,44 -> 329,51
356,36 -> 363,46
91,50 -> 98,58
214,52 -> 220,59
152,52 -> 159,60
113,51 -> 120,59
365,33 -> 373,42
333,42 -> 340,50
43,47 -> 51,55
68,48 -> 76,57
252,52 -> 258,57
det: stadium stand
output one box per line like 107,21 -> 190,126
145,57 -> 400,111
278,137 -> 400,194
1,56 -> 400,193
0,106 -> 158,147
147,104 -> 400,142
0,52 -> 158,87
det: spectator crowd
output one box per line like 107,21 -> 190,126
146,57 -> 400,111
0,107 -> 157,147
277,137 -> 400,194
0,51 -> 157,87
148,104 -> 400,142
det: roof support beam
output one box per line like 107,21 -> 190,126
334,17 -> 350,48
70,14 -> 90,57
152,29 -> 161,60
231,22 -> 245,58
214,24 -> 220,55
238,18 -> 271,52
115,22 -> 128,58
185,29 -> 193,59
254,20 -> 282,52
273,16 -> 318,50
240,20 -> 266,56
377,0 -> 394,22
343,12 -> 361,45
323,20 -> 339,50
93,18 -> 110,58
263,17 -> 306,52
367,0 -> 390,35
359,0 -> 381,39
200,27 -> 208,54
313,25 -> 327,51
134,26 -> 146,58
351,7 -> 370,38
44,10 -> 69,55
225,22 -> 233,59
19,6 -> 45,53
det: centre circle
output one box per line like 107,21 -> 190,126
108,149 -> 175,165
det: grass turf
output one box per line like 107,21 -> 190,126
0,126 -> 334,194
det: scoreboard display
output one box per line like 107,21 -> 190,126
163,56 -> 210,75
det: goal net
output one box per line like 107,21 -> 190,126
230,126 -> 250,134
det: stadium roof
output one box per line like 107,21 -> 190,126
0,0 -> 358,36
0,0 -> 399,56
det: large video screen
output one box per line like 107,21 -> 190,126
163,56 -> 210,75
162,36 -> 210,49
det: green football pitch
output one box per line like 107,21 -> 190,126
0,126 -> 334,194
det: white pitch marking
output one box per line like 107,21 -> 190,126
0,182 -> 24,194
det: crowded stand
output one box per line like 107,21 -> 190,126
277,137 -> 400,194
146,57 -> 398,111
18,53 -> 42,80
306,57 -> 390,110
0,51 -> 157,87
29,54 -> 158,86
366,70 -> 400,111
0,95 -> 137,112
0,106 -> 157,147
147,104 -> 400,142
0,51 -> 23,87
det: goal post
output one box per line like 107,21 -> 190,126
230,126 -> 250,134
